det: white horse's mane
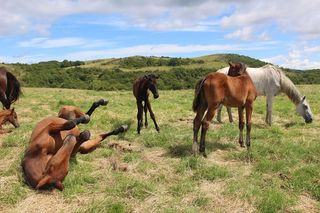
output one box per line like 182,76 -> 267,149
271,65 -> 302,105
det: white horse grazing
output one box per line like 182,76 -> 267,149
217,64 -> 313,125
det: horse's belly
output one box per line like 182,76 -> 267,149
222,97 -> 245,107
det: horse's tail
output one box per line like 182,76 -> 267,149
192,78 -> 206,112
6,71 -> 21,104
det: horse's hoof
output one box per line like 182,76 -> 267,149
98,99 -> 108,106
79,130 -> 91,141
119,124 -> 129,133
81,115 -> 90,124
202,152 -> 207,158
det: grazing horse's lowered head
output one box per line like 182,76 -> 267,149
296,96 -> 313,123
144,74 -> 159,99
0,108 -> 20,129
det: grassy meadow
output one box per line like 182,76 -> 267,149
0,85 -> 319,212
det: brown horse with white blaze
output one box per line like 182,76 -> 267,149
192,62 -> 257,157
133,74 -> 160,134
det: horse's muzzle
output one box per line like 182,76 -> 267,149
305,117 -> 313,124
154,94 -> 159,99
14,123 -> 20,128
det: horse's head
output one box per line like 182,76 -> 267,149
296,96 -> 313,123
228,62 -> 247,76
6,108 -> 20,128
145,74 -> 159,99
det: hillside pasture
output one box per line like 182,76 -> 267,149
0,85 -> 319,212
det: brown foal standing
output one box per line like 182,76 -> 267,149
133,74 -> 160,134
192,62 -> 257,157
22,99 -> 127,191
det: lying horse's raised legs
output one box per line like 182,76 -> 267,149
146,100 -> 160,132
136,101 -> 143,134
77,125 -> 128,154
86,99 -> 108,116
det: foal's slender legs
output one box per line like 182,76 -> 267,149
146,100 -> 160,132
144,102 -> 148,127
86,99 -> 108,116
245,104 -> 253,147
49,115 -> 90,134
136,101 -> 143,134
238,107 -> 245,147
216,105 -> 233,123
192,104 -> 207,153
199,104 -> 217,157
227,107 -> 233,123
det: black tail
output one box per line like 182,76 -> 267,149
6,71 -> 21,104
192,78 -> 206,112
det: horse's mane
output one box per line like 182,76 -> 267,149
273,66 -> 302,105
6,71 -> 22,104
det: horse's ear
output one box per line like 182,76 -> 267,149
144,74 -> 149,80
228,62 -> 234,67
10,108 -> 15,114
302,96 -> 306,101
155,74 -> 159,79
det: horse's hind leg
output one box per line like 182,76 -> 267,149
36,135 -> 78,191
238,107 -> 245,147
227,107 -> 233,123
0,91 -> 10,109
245,104 -> 253,147
49,115 -> 90,133
216,104 -> 223,123
199,105 -> 217,157
146,100 -> 159,132
192,104 -> 207,154
144,102 -> 148,127
265,95 -> 273,126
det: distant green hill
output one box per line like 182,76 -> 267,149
1,54 -> 319,91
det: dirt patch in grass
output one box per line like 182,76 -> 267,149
199,181 -> 256,212
290,193 -> 320,213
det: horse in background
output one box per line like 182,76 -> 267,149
0,67 -> 21,109
133,74 -> 160,134
0,108 -> 19,133
216,64 -> 313,125
192,63 -> 257,157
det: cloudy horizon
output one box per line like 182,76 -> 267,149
0,0 -> 319,69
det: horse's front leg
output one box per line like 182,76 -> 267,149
265,95 -> 273,126
226,107 -> 233,123
0,91 -> 10,109
245,104 -> 253,147
146,100 -> 159,132
238,107 -> 245,147
199,105 -> 216,157
136,101 -> 143,134
144,102 -> 148,128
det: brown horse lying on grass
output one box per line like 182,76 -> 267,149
192,62 -> 257,157
22,99 -> 128,191
0,108 -> 19,133
133,74 -> 160,134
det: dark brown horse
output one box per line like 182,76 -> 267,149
133,74 -> 160,134
0,108 -> 19,133
22,99 -> 127,191
192,62 -> 257,157
0,67 -> 21,109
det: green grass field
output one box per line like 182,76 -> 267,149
0,85 -> 319,212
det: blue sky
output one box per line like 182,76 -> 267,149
0,0 -> 319,69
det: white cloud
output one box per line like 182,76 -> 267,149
225,27 -> 253,41
18,37 -> 112,49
